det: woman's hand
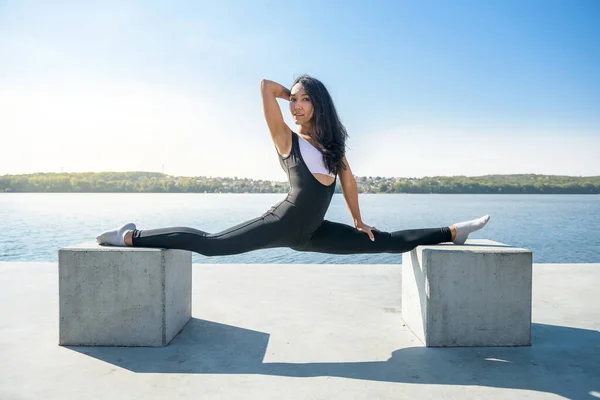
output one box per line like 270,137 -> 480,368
355,221 -> 380,242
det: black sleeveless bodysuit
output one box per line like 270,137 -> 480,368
266,131 -> 337,245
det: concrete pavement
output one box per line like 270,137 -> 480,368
0,262 -> 598,399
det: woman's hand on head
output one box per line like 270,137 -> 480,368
355,221 -> 380,242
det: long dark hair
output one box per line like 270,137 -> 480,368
291,74 -> 349,176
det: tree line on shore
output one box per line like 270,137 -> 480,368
1,172 -> 599,194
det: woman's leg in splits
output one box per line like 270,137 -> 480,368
110,213 -> 294,256
293,216 -> 490,255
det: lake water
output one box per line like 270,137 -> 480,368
0,193 -> 598,264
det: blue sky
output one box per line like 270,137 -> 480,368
1,0 -> 598,179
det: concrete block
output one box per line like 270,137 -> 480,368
58,241 -> 192,347
402,239 -> 532,347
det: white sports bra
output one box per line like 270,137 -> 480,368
296,133 -> 335,178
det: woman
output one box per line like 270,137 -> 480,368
96,75 -> 490,254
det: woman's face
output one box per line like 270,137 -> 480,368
289,83 -> 314,125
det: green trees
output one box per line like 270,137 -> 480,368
0,172 -> 598,194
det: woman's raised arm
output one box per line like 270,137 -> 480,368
260,79 -> 292,156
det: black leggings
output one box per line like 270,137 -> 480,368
131,213 -> 452,256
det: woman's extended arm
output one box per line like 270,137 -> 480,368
340,156 -> 379,241
342,177 -> 364,227
339,156 -> 365,226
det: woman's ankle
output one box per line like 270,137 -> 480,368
124,230 -> 134,246
449,225 -> 457,241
